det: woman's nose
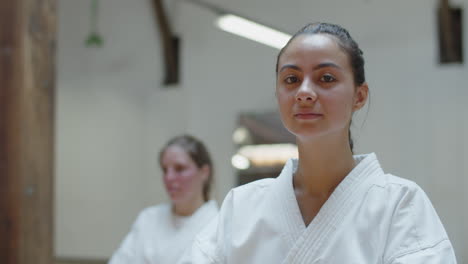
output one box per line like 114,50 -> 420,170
165,170 -> 177,181
295,79 -> 317,102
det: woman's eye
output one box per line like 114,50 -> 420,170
320,74 -> 336,82
284,76 -> 299,84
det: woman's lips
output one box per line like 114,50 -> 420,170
166,184 -> 181,194
167,188 -> 181,197
294,113 -> 323,120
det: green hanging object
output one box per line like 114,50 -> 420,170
85,0 -> 103,47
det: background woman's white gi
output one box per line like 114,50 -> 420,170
109,200 -> 218,264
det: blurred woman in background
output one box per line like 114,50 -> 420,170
109,135 -> 218,264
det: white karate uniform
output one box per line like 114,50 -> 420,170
179,153 -> 457,264
109,200 -> 218,264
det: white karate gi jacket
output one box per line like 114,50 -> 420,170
109,200 -> 218,264
179,153 -> 457,264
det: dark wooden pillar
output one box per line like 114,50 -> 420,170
0,0 -> 56,263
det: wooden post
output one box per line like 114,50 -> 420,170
0,0 -> 56,263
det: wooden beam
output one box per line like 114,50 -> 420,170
0,0 -> 56,263
151,0 -> 179,85
439,0 -> 457,62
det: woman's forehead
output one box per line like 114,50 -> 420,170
162,145 -> 190,162
279,34 -> 349,68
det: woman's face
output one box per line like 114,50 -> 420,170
160,145 -> 208,205
276,34 -> 367,140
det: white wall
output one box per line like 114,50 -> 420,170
56,0 -> 467,261
55,0 -> 182,258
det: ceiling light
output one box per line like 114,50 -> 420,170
216,14 -> 291,50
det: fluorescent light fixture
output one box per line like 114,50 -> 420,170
231,154 -> 250,170
235,143 -> 298,168
216,14 -> 291,50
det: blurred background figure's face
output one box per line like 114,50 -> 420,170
160,145 -> 207,206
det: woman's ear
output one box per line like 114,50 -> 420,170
200,165 -> 210,182
353,83 -> 369,111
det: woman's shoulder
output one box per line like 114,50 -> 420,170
373,174 -> 453,261
369,173 -> 436,211
360,153 -> 424,194
373,173 -> 419,191
136,203 -> 171,221
230,177 -> 277,201
373,173 -> 432,203
229,158 -> 296,201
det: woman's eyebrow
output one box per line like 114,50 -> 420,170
280,62 -> 342,73
313,62 -> 342,70
279,64 -> 301,73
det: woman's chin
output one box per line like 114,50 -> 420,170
167,191 -> 182,202
288,127 -> 324,139
169,195 -> 182,203
170,194 -> 193,206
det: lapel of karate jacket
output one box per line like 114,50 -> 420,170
276,153 -> 384,263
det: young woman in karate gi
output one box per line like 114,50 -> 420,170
179,23 -> 457,264
109,135 -> 218,264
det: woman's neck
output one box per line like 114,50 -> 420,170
294,132 -> 356,198
173,195 -> 205,217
